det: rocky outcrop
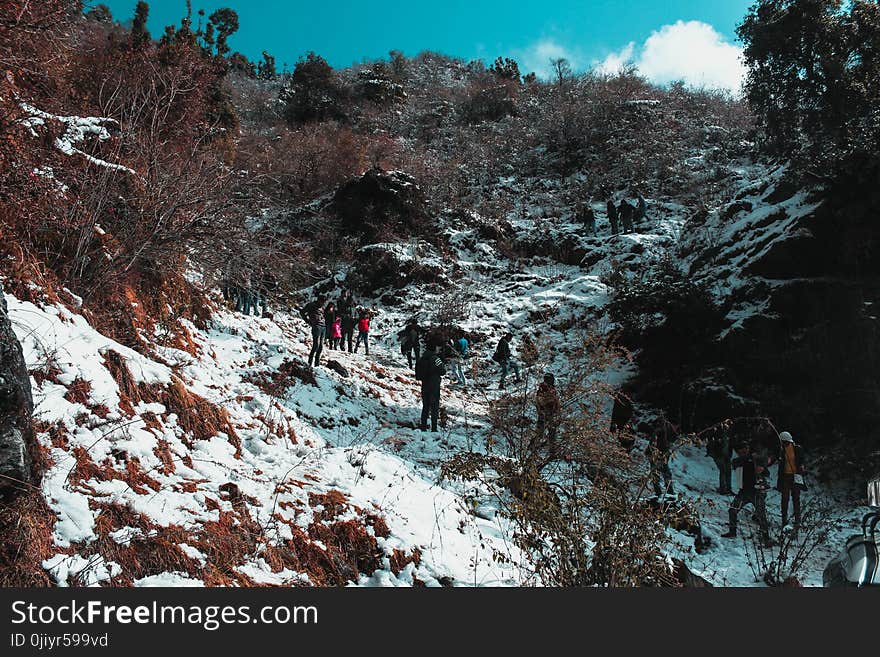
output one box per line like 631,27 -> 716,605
330,169 -> 428,242
681,167 -> 880,480
0,283 -> 34,495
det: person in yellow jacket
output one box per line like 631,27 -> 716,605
773,431 -> 806,532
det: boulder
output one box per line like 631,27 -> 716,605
0,282 -> 34,495
325,360 -> 350,378
330,169 -> 427,242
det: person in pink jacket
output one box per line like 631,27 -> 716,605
330,316 -> 343,350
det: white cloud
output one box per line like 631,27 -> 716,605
596,42 -> 635,77
595,20 -> 746,93
514,39 -> 581,80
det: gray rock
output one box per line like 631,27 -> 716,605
0,282 -> 34,495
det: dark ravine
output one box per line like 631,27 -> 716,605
674,179 -> 880,486
0,281 -> 35,496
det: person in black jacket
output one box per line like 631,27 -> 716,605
722,442 -> 771,545
619,199 -> 635,234
606,199 -> 619,235
337,290 -> 356,352
493,333 -> 520,388
415,338 -> 446,432
397,319 -> 422,370
706,425 -> 733,495
300,295 -> 326,368
648,417 -> 677,498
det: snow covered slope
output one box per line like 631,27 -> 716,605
5,169 -> 868,587
7,294 -> 527,587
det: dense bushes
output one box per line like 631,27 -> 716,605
609,257 -> 725,382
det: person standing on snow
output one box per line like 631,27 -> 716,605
706,424 -> 733,495
648,416 -> 677,498
619,199 -> 635,234
534,373 -> 562,457
577,202 -> 596,235
337,289 -> 356,352
493,332 -> 521,389
415,338 -> 446,432
449,333 -> 469,386
354,309 -> 371,355
722,442 -> 772,545
323,302 -> 337,348
330,315 -> 342,350
636,192 -> 648,225
773,431 -> 806,533
606,199 -> 620,235
300,294 -> 326,368
397,318 -> 422,370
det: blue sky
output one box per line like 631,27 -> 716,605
95,0 -> 754,90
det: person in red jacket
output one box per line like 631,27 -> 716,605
354,310 -> 371,355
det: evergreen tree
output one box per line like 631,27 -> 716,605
282,52 -> 348,124
208,8 -> 239,57
85,4 -> 113,23
490,56 -> 521,83
737,0 -> 880,181
257,51 -> 277,80
228,52 -> 255,76
131,1 -> 151,47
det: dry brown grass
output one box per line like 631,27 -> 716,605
0,491 -> 57,587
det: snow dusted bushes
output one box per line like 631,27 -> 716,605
443,330 -> 695,586
346,244 -> 448,296
330,169 -> 430,242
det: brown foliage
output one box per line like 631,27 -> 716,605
0,491 -> 56,587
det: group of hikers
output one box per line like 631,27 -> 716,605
631,409 -> 808,546
298,290 -> 374,367
221,271 -> 277,317
293,290 -> 806,547
575,193 -> 648,236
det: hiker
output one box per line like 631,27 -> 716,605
706,426 -> 733,495
648,417 -> 677,498
397,319 -> 422,370
300,294 -> 326,368
577,203 -> 596,235
337,290 -> 356,353
354,309 -> 371,355
534,373 -> 562,457
323,302 -> 336,347
619,199 -> 635,234
636,193 -> 647,225
235,275 -> 251,314
330,315 -> 343,350
449,333 -> 469,386
492,332 -> 520,388
722,442 -> 772,545
337,289 -> 355,319
610,393 -> 635,451
773,431 -> 806,532
415,338 -> 446,432
606,199 -> 619,235
257,270 -> 277,316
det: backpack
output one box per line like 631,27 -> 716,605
491,350 -> 502,363
456,338 -> 469,357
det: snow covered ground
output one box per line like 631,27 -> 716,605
4,173 -> 869,587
